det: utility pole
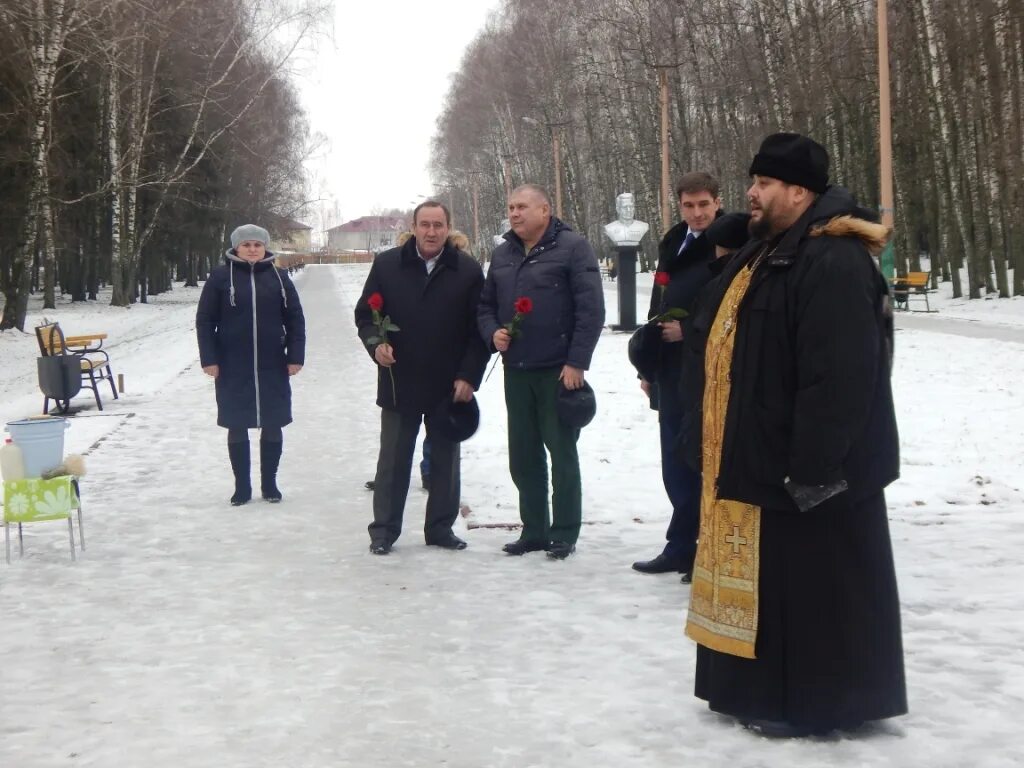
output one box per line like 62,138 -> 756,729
658,68 -> 671,235
877,0 -> 895,281
523,116 -> 571,219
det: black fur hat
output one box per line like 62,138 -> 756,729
430,395 -> 480,442
749,133 -> 829,193
705,212 -> 752,250
556,381 -> 597,429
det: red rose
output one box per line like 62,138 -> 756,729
654,271 -> 670,287
514,296 -> 533,314
367,292 -> 384,311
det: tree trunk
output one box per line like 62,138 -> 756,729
107,61 -> 129,307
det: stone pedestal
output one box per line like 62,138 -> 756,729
611,246 -> 639,331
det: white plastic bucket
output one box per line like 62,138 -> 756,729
4,417 -> 69,478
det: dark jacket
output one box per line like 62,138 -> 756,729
478,218 -> 605,370
196,251 -> 305,429
355,234 -> 489,416
645,220 -> 717,415
680,186 -> 898,511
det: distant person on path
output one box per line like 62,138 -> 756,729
683,133 -> 906,736
196,224 -> 306,505
355,202 -> 489,555
631,171 -> 722,582
478,184 -> 605,560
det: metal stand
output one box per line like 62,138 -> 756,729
611,245 -> 639,331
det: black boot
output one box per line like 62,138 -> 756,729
228,441 -> 251,506
260,438 -> 283,502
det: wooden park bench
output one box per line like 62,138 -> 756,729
34,322 -> 119,413
892,271 -> 934,312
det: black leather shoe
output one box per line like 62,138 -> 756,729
680,571 -> 693,584
632,553 -> 687,574
502,539 -> 549,556
364,480 -> 375,491
546,541 -> 576,560
426,533 -> 467,550
369,542 -> 392,555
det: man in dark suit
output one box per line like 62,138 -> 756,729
355,201 -> 489,555
632,172 -> 721,580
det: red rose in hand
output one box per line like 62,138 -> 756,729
651,270 -> 688,323
364,291 -> 399,405
485,295 -> 534,382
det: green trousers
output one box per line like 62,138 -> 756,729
503,366 -> 582,544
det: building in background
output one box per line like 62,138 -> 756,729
266,215 -> 313,266
327,215 -> 405,254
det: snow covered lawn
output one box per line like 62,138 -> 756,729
1,265 -> 1022,767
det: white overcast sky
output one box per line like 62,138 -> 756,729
291,0 -> 503,233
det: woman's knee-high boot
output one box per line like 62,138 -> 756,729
260,438 -> 283,502
228,441 -> 252,505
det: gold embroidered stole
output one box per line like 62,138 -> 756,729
685,262 -> 761,659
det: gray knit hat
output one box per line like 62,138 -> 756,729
230,224 -> 270,248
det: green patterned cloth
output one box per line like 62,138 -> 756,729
3,476 -> 79,523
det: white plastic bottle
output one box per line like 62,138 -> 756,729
0,437 -> 26,482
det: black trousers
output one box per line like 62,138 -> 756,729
369,409 -> 459,546
659,409 -> 700,568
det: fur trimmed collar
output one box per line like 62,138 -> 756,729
396,230 -> 470,251
809,215 -> 891,256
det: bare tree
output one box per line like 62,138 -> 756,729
431,0 -> 1022,298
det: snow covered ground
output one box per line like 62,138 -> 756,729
1,265 -> 1022,767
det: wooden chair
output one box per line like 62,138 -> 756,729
891,271 -> 934,312
35,322 -> 118,412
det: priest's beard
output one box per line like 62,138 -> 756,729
748,206 -> 779,240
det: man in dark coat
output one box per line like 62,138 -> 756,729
683,133 -> 906,736
355,202 -> 489,555
478,184 -> 605,560
196,224 -> 305,505
631,172 -> 721,580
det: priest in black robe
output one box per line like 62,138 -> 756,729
680,133 -> 907,737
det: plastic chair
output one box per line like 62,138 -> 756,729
3,476 -> 85,563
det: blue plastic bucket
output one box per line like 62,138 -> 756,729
4,417 -> 69,478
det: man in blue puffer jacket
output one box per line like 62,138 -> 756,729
478,184 -> 605,559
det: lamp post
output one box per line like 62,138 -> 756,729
523,116 -> 571,219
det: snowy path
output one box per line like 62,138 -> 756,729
1,266 -> 1022,767
894,312 -> 1024,343
628,274 -> 1024,343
